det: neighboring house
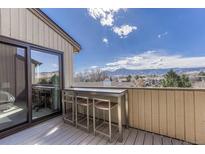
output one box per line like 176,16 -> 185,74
0,8 -> 81,137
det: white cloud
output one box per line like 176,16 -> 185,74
158,32 -> 168,38
87,8 -> 121,27
52,64 -> 58,68
112,25 -> 137,38
90,65 -> 99,69
101,50 -> 205,71
102,38 -> 109,44
87,9 -> 137,39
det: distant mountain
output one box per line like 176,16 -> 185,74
104,67 -> 205,76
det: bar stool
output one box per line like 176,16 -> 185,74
93,98 -> 118,142
32,88 -> 40,112
75,96 -> 92,132
62,90 -> 75,124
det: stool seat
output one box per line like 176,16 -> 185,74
76,99 -> 92,106
95,101 -> 117,110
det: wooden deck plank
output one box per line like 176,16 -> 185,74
153,134 -> 162,145
88,135 -> 104,145
115,128 -> 130,145
52,126 -> 81,145
171,138 -> 183,145
48,125 -> 77,145
89,125 -> 109,145
162,136 -> 172,145
97,124 -> 114,145
79,134 -> 96,145
134,130 -> 145,145
144,132 -> 153,145
106,126 -> 119,145
182,141 -> 192,145
97,137 -> 109,145
71,132 -> 90,145
64,130 -> 85,145
124,129 -> 137,145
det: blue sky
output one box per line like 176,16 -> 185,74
42,8 -> 205,72
31,50 -> 59,72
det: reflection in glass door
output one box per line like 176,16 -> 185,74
31,49 -> 61,120
0,43 -> 28,132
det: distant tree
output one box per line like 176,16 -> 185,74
39,78 -> 48,84
179,74 -> 192,87
74,72 -> 85,82
162,69 -> 192,88
89,68 -> 107,82
135,75 -> 139,80
162,69 -> 180,87
109,76 -> 113,82
127,75 -> 132,82
50,74 -> 59,85
199,71 -> 205,76
74,68 -> 107,82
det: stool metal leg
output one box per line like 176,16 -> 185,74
72,100 -> 75,123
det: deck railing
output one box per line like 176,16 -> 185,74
127,88 -> 205,145
73,86 -> 205,144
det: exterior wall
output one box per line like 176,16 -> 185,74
0,8 -> 74,87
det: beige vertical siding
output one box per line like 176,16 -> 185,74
19,9 -> 27,41
159,90 -> 167,135
127,88 -> 205,144
151,90 -> 159,134
11,8 -> 19,39
0,8 -> 74,87
184,91 -> 195,143
166,90 -> 175,138
175,90 -> 185,140
194,91 -> 205,144
0,8 -> 11,37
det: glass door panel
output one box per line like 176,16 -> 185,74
31,49 -> 61,120
0,43 -> 28,132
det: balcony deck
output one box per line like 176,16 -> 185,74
0,116 -> 191,145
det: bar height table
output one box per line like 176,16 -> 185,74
62,87 -> 129,142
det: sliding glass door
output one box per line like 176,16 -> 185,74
31,49 -> 62,120
0,37 -> 63,136
0,43 -> 28,132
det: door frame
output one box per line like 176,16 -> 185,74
30,46 -> 64,122
0,35 -> 64,139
